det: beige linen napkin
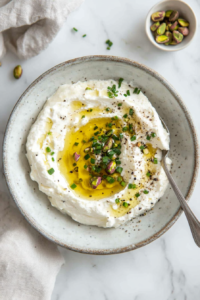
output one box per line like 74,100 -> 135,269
0,192 -> 64,300
0,0 -> 84,59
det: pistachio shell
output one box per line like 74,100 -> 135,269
156,35 -> 169,44
150,21 -> 160,32
178,18 -> 189,27
90,177 -> 102,189
103,138 -> 113,152
157,23 -> 166,35
165,10 -> 173,18
169,21 -> 178,31
107,161 -> 116,174
169,10 -> 179,22
13,65 -> 22,79
173,30 -> 183,43
178,27 -> 189,36
151,11 -> 165,22
165,31 -> 173,45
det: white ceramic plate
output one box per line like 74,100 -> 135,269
3,56 -> 199,254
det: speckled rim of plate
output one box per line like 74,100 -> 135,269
3,55 -> 199,255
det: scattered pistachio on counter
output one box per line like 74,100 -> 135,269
13,65 -> 22,79
150,10 -> 190,46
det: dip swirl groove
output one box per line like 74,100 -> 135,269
26,79 -> 171,228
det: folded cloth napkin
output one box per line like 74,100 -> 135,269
0,0 -> 84,59
0,191 -> 64,300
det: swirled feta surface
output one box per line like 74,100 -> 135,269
26,80 -> 171,228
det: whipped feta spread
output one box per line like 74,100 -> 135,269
26,80 -> 171,228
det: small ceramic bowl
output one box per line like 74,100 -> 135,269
3,56 -> 199,254
145,0 -> 197,51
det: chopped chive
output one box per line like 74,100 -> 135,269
74,142 -> 79,146
52,157 -> 55,162
135,193 -> 140,198
115,198 -> 120,204
71,183 -> 77,189
127,90 -> 130,96
131,135 -> 136,141
85,87 -> 92,90
133,88 -> 138,94
47,132 -> 52,135
84,154 -> 90,160
112,116 -> 119,120
91,166 -> 95,171
116,167 -> 123,174
121,181 -> 126,187
137,89 -> 141,94
82,34 -> 87,37
106,107 -> 110,112
124,94 -> 127,97
116,160 -> 121,165
123,202 -> 128,208
151,132 -> 156,138
47,168 -> 54,175
118,78 -> 124,88
140,145 -> 145,150
81,115 -> 85,119
73,163 -> 77,166
146,135 -> 151,141
82,140 -> 86,143
50,152 -> 55,156
94,131 -> 100,136
123,114 -> 128,118
129,108 -> 134,116
117,176 -> 122,182
90,158 -> 95,164
128,183 -> 137,189
89,109 -> 93,112
118,103 -> 122,107
73,27 -> 78,32
105,39 -> 113,47
94,126 -> 98,130
46,147 -> 51,153
102,156 -> 110,163
106,176 -> 115,183
112,134 -> 119,141
122,127 -> 128,132
143,190 -> 149,194
84,164 -> 88,169
119,133 -> 123,140
107,123 -> 113,128
153,158 -> 158,164
146,171 -> 151,177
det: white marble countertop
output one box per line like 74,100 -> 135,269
1,0 -> 200,299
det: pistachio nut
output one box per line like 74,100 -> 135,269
84,147 -> 90,153
165,10 -> 173,18
178,18 -> 189,27
157,23 -> 166,35
156,35 -> 169,44
151,11 -> 165,22
170,40 -> 178,45
169,10 -> 179,22
13,65 -> 22,79
165,31 -> 173,45
106,161 -> 116,174
169,21 -> 178,31
150,21 -> 160,32
73,152 -> 80,162
103,137 -> 113,152
173,30 -> 183,44
90,177 -> 102,189
178,27 -> 189,36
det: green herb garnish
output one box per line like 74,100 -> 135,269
129,108 -> 134,116
82,34 -> 87,37
73,27 -> 78,32
84,154 -> 90,160
135,193 -> 140,198
143,190 -> 149,194
52,157 -> 55,162
153,158 -> 158,164
121,181 -> 126,187
48,168 -> 54,175
115,198 -> 120,204
127,90 -> 130,96
81,115 -> 85,119
118,78 -> 124,88
151,132 -> 156,138
146,171 -> 151,177
128,184 -> 137,189
122,127 -> 128,132
90,158 -> 95,164
74,142 -> 79,146
71,183 -> 77,189
123,202 -> 128,208
116,167 -> 123,174
46,147 -> 51,153
131,135 -> 136,141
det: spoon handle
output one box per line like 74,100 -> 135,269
163,157 -> 200,247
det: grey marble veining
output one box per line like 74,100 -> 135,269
0,0 -> 200,299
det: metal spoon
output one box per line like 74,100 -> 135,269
160,117 -> 200,247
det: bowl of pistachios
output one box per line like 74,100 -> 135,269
145,0 -> 197,51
